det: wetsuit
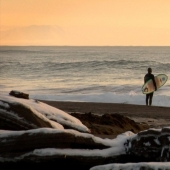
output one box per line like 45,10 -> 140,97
144,73 -> 157,105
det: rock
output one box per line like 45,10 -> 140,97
2,93 -> 168,169
0,102 -> 54,130
125,127 -> 170,162
9,90 -> 29,99
0,129 -> 129,170
0,95 -> 90,133
0,155 -> 134,170
70,112 -> 149,136
0,129 -> 108,154
0,108 -> 38,130
90,162 -> 170,170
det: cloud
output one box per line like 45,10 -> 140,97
1,25 -> 65,45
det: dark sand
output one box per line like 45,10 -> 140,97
40,101 -> 170,138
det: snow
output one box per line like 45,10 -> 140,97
0,130 -> 134,161
0,93 -> 168,169
90,162 -> 170,170
0,94 -> 89,132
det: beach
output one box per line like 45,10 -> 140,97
40,100 -> 170,138
1,95 -> 170,169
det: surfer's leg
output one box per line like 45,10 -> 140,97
146,94 -> 149,105
149,93 -> 154,106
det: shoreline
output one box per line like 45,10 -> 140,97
40,100 -> 170,129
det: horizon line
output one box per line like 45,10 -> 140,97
1,45 -> 170,47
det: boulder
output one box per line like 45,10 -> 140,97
9,90 -> 29,99
125,127 -> 170,162
0,129 -> 130,170
71,112 -> 149,136
0,95 -> 90,133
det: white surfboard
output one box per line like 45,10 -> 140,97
142,74 -> 168,94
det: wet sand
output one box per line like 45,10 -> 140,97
40,101 -> 170,127
40,101 -> 170,138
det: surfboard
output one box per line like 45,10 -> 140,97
142,74 -> 168,94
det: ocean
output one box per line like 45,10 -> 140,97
0,46 -> 170,107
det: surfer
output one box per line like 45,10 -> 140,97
144,68 -> 157,106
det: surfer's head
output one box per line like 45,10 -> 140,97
148,67 -> 152,73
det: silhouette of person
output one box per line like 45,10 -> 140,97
144,68 -> 157,106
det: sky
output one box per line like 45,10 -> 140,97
1,0 -> 170,46
0,93 -> 170,169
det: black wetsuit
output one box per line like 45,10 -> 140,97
144,73 -> 157,105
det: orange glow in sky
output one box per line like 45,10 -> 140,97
1,0 -> 170,46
